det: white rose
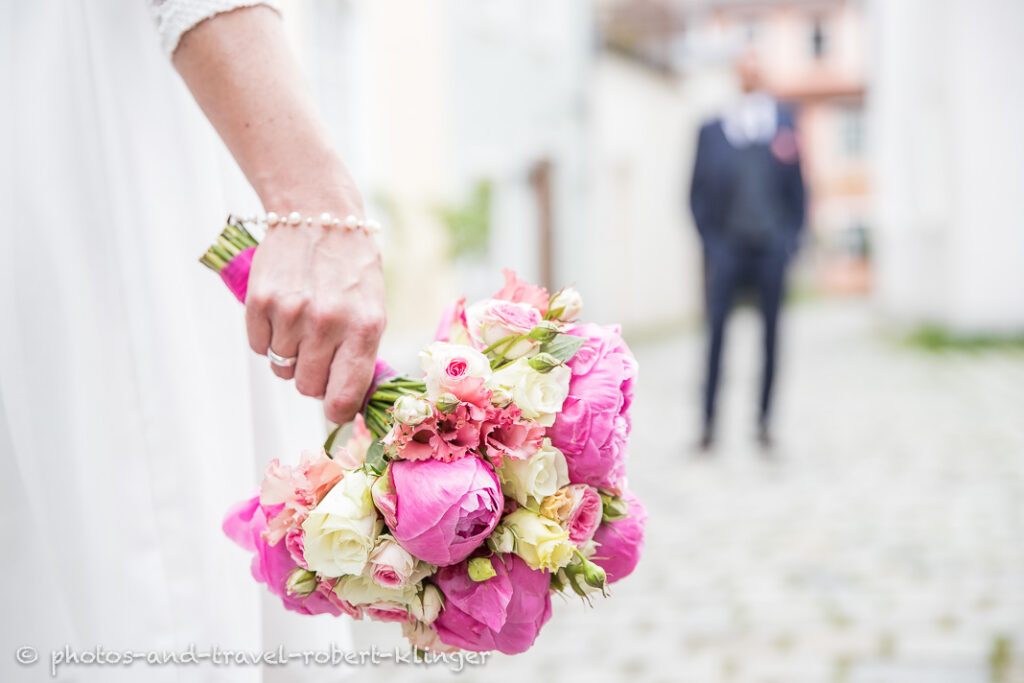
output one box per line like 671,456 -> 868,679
392,395 -> 433,426
549,287 -> 583,321
418,341 -> 492,401
487,358 -> 570,426
301,470 -> 383,577
497,438 -> 569,506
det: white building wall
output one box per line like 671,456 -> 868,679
869,0 -> 1024,333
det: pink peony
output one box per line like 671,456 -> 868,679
482,403 -> 545,466
259,449 -> 347,544
372,457 -> 502,566
492,268 -> 549,315
591,492 -> 646,584
548,323 -> 637,493
432,554 -> 552,654
223,494 -> 349,616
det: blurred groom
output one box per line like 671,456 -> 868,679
689,50 -> 806,451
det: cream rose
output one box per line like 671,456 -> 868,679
501,508 -> 574,572
497,438 -> 569,506
301,470 -> 383,577
487,358 -> 570,426
418,341 -> 492,401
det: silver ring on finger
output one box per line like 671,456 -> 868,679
267,348 -> 298,368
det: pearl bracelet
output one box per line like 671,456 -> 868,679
241,211 -> 381,234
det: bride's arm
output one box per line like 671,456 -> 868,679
171,5 -> 385,425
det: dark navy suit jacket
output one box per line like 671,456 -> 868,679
689,105 -> 806,255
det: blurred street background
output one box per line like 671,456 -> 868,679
275,0 -> 1024,680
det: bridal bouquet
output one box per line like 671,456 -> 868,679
202,218 -> 647,655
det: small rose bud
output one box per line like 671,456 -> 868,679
549,287 -> 583,321
435,392 -> 460,413
409,584 -> 444,624
489,384 -> 514,407
487,526 -> 515,554
528,352 -> 562,374
580,557 -> 607,590
550,568 -> 567,592
285,567 -> 318,597
526,321 -> 561,343
392,394 -> 433,426
468,556 -> 498,582
601,493 -> 629,522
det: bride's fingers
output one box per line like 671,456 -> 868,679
293,313 -> 343,398
266,300 -> 305,380
245,292 -> 272,355
323,321 -> 382,424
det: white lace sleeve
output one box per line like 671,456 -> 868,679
148,0 -> 281,57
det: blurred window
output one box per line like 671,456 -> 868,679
740,16 -> 761,44
839,106 -> 865,158
809,16 -> 828,60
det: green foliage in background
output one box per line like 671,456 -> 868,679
436,179 -> 492,260
905,325 -> 1024,352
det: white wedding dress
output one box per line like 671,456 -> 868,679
0,2 -> 351,681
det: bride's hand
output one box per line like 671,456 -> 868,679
244,187 -> 386,425
172,7 -> 386,424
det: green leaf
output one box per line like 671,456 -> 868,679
365,440 -> 387,475
323,424 -> 344,457
542,333 -> 585,363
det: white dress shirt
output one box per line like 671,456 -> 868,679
722,91 -> 779,148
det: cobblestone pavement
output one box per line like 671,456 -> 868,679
350,300 -> 1024,683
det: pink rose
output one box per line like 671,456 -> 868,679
539,484 -> 602,544
492,268 -> 549,315
482,403 -> 545,466
467,299 -> 543,358
548,323 -> 637,493
432,554 -> 552,654
284,526 -> 308,569
222,495 -> 348,616
565,485 -> 603,544
591,491 -> 646,584
368,536 -> 418,589
372,457 -> 502,566
419,342 -> 492,404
